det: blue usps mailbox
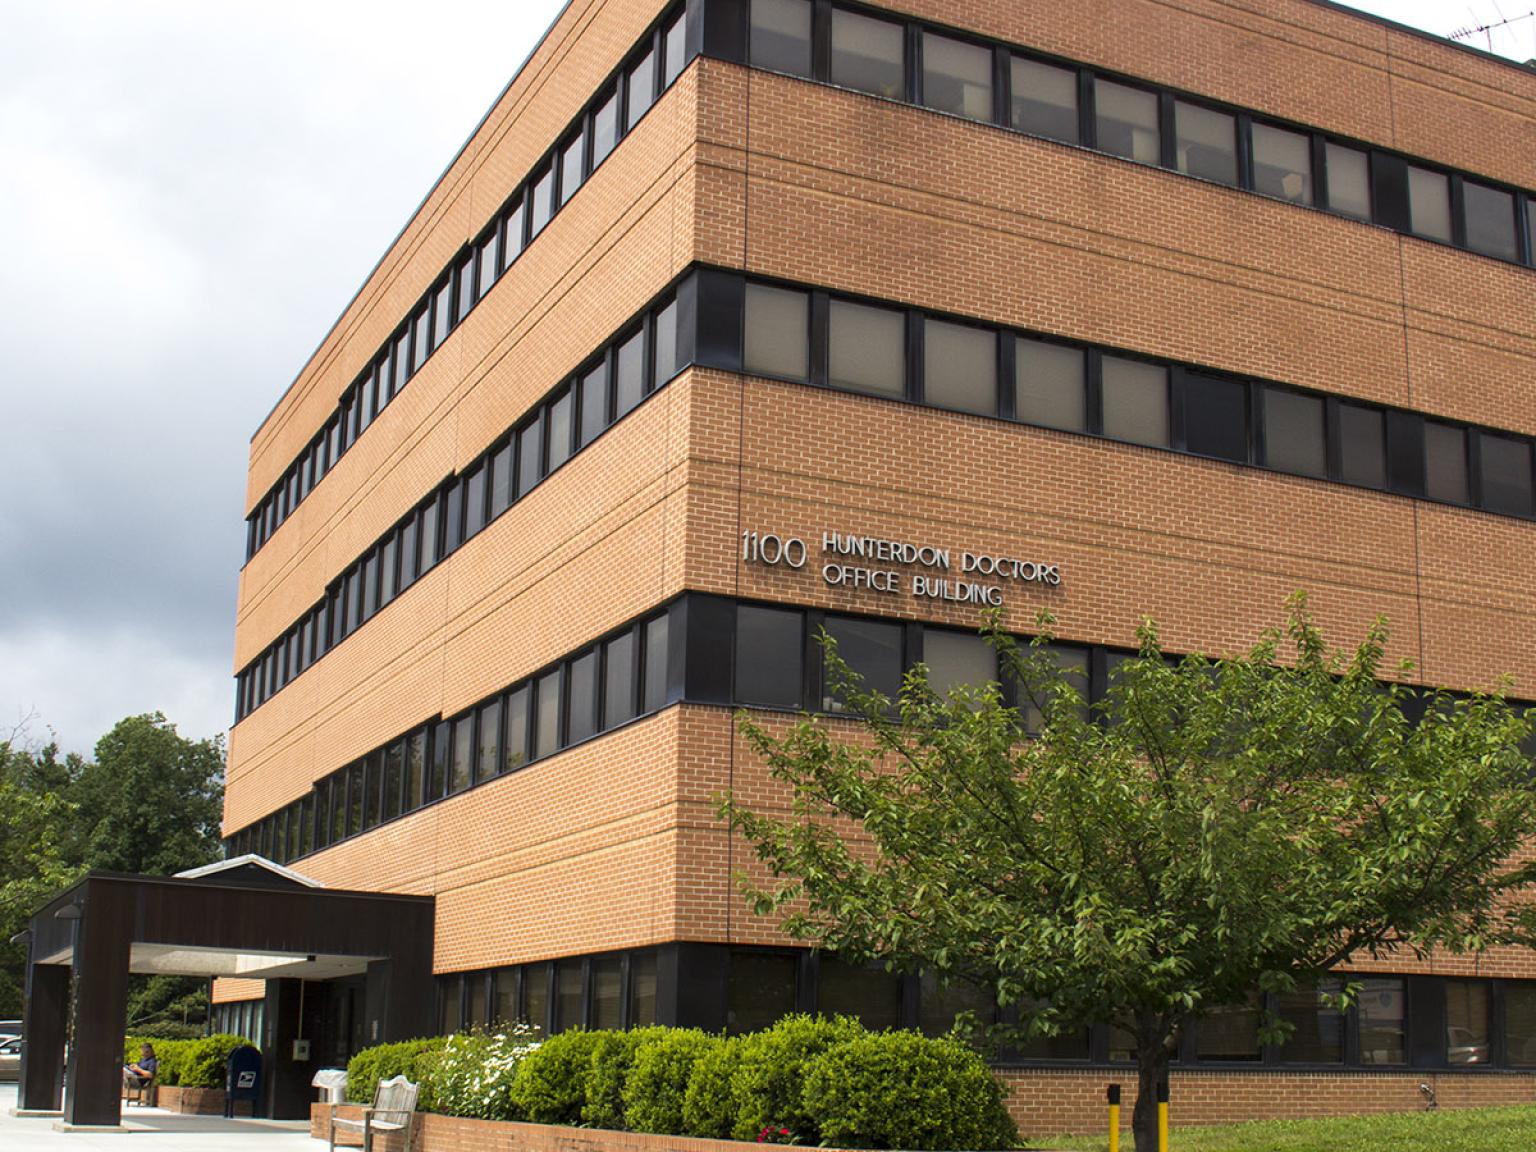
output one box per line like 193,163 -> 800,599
225,1045 -> 262,1118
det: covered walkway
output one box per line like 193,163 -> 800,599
2,1084 -> 318,1150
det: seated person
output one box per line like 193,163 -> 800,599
122,1043 -> 158,1091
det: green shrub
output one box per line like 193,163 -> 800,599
346,1037 -> 450,1104
124,1036 -> 193,1087
621,1030 -> 720,1135
181,1034 -> 255,1088
729,1014 -> 867,1143
582,1027 -> 667,1130
428,1027 -> 541,1120
680,1034 -> 744,1138
507,1028 -> 603,1125
801,1031 -> 1018,1151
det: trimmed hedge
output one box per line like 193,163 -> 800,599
621,1029 -> 721,1135
728,1014 -> 866,1143
346,1036 -> 451,1104
124,1034 -> 255,1089
508,1029 -> 604,1124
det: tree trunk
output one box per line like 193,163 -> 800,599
1132,1014 -> 1174,1152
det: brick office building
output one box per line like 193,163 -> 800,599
221,0 -> 1536,1133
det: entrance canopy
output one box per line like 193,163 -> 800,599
17,864 -> 433,1127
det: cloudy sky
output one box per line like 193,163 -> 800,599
0,1 -> 1529,756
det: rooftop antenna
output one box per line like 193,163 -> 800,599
1448,8 -> 1535,52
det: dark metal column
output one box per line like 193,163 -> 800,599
18,961 -> 69,1112
62,890 -> 132,1128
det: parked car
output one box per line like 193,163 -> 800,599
0,1037 -> 22,1081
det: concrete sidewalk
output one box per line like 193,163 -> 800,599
1,1085 -> 320,1151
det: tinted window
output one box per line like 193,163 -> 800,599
432,279 -> 453,351
502,198 -> 525,267
1508,983 -> 1536,1067
399,518 -> 419,589
1019,645 -> 1089,735
504,686 -> 529,773
535,669 -> 563,760
630,953 -> 658,1026
555,958 -> 583,1032
559,130 -> 585,206
450,714 -> 473,794
653,297 -> 679,384
643,613 -> 670,713
393,330 -> 411,394
603,630 -> 637,729
477,228 -> 501,300
529,167 -> 555,237
1338,403 -> 1385,488
490,441 -> 514,516
736,605 -> 804,708
429,720 -> 450,800
1252,122 -> 1312,204
1101,356 -> 1168,447
1276,979 -> 1343,1063
592,956 -> 623,1030
1407,166 -> 1452,242
1196,997 -> 1261,1061
1182,373 -> 1248,463
830,8 -> 904,99
463,465 -> 486,538
922,32 -> 992,122
923,631 -> 996,698
819,956 -> 902,1030
829,300 -> 905,398
1325,142 -> 1371,219
411,305 -> 431,372
418,498 -> 439,573
615,328 -> 646,418
1358,977 -> 1406,1065
1425,421 -> 1469,504
525,964 -> 550,1031
745,284 -> 810,380
1175,101 -> 1236,186
567,650 -> 598,745
823,616 -> 903,711
579,361 -> 609,447
626,47 -> 656,130
1095,80 -> 1159,164
728,951 -> 798,1035
1480,432 -> 1533,516
663,12 -> 687,86
1011,56 -> 1077,143
1464,181 -> 1516,260
405,729 -> 427,811
750,0 -> 812,77
455,255 -> 476,325
477,698 -> 501,784
1263,388 -> 1325,477
1445,980 -> 1490,1066
517,416 -> 543,498
591,90 -> 619,169
1015,338 -> 1085,431
547,390 -> 573,473
924,319 -> 995,414
379,536 -> 398,605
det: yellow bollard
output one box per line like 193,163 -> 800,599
1106,1084 -> 1120,1152
1157,1080 -> 1169,1152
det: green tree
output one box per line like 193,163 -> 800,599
725,597 -> 1536,1152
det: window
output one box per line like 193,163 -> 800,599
1357,977 -> 1406,1065
490,441 -> 514,516
592,957 -> 623,1030
591,89 -> 619,169
442,483 -> 464,554
1015,339 -> 1085,432
729,951 -> 798,1034
1276,979 -> 1343,1063
567,650 -> 598,745
736,605 -> 804,708
1508,983 -> 1536,1067
1019,645 -> 1089,734
1196,996 -> 1261,1061
450,714 -> 473,794
653,297 -> 679,384
919,972 -> 996,1040
744,284 -> 810,380
1407,166 -> 1452,242
399,518 -> 419,590
383,740 -> 404,822
477,699 -> 500,784
555,959 -> 584,1032
643,613 -> 671,712
663,11 -> 687,86
517,415 -> 543,498
829,300 -> 905,398
525,964 -> 550,1031
1325,142 -> 1371,220
823,616 -> 903,711
455,255 -> 476,325
579,361 -> 609,448
924,319 -> 995,414
1101,356 -> 1168,447
818,956 -> 902,1030
1338,403 -> 1385,488
406,729 -> 427,811
631,953 -> 658,1026
476,228 -> 501,300
1445,980 -> 1490,1065
419,498 -> 440,573
429,720 -> 451,801
463,465 -> 486,539
625,46 -> 656,130
362,751 -> 382,829
603,630 -> 637,728
547,389 -> 573,473
1425,421 -> 1469,504
1464,181 -> 1517,261
494,969 -> 519,1024
529,166 -> 555,238
559,129 -> 585,206
830,8 -> 904,99
1480,432 -> 1533,516
466,976 -> 487,1030
348,762 -> 364,834
379,536 -> 398,605
535,669 -> 563,759
615,328 -> 646,418
922,32 -> 992,122
1263,387 -> 1325,478
923,631 -> 996,699
1251,122 -> 1312,204
1011,56 -> 1077,143
504,686 -> 530,773
750,0 -> 812,78
432,279 -> 453,352
1182,373 -> 1248,463
1175,101 -> 1236,186
1095,80 -> 1159,165
411,305 -> 431,373
502,197 -> 525,268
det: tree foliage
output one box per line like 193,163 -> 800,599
725,596 -> 1536,1152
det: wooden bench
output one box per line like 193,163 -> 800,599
123,1072 -> 157,1107
328,1075 -> 418,1152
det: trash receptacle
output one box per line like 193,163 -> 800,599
311,1068 -> 348,1105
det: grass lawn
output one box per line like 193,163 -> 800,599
1042,1104 -> 1536,1152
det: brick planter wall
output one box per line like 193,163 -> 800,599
311,1103 -> 411,1152
156,1085 -> 226,1115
